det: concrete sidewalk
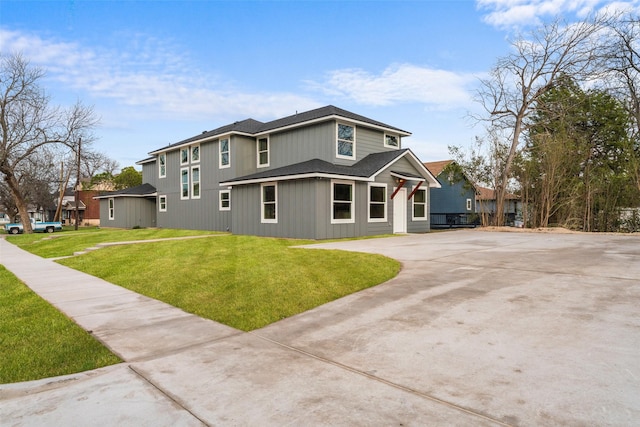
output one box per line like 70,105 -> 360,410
1,231 -> 639,426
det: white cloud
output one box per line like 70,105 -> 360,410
0,29 -> 320,122
475,0 -> 635,28
308,64 -> 480,110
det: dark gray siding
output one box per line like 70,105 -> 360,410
375,157 -> 431,234
230,169 -> 430,239
153,138 -> 231,231
353,126 -> 399,161
267,122 -> 335,169
99,197 -> 156,229
142,161 -> 157,188
231,179 -> 319,239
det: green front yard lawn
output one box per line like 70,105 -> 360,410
2,229 -> 399,382
8,227 -> 220,258
57,234 -> 400,331
0,266 -> 121,384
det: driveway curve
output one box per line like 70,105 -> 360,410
2,230 -> 639,426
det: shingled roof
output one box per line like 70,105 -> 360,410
148,106 -> 410,155
221,149 -> 441,188
423,160 -> 453,177
255,105 -> 410,134
93,183 -> 157,199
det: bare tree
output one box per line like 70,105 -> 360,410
449,127 -> 510,226
474,15 -> 611,225
0,53 -> 98,233
82,151 -> 119,181
601,14 -> 640,193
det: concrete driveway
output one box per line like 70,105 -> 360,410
1,230 -> 639,426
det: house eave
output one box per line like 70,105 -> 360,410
220,173 -> 373,187
254,114 -> 412,137
93,192 -> 158,200
148,131 -> 255,156
370,150 -> 440,188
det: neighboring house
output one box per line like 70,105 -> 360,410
96,105 -> 440,239
424,160 -> 478,228
53,189 -> 102,226
476,186 -> 521,226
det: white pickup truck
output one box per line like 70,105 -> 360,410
4,218 -> 63,234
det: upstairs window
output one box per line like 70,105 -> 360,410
413,188 -> 427,220
385,134 -> 399,148
466,198 -> 472,211
181,148 -> 189,165
257,137 -> 269,167
368,183 -> 387,222
159,153 -> 166,178
261,183 -> 277,223
191,145 -> 200,163
220,137 -> 230,168
337,123 -> 355,159
332,180 -> 354,223
181,168 -> 189,199
191,166 -> 200,199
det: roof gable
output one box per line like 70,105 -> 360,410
423,160 -> 453,177
255,105 -> 410,135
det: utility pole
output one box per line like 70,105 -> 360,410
74,137 -> 81,231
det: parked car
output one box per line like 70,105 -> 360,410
4,218 -> 63,234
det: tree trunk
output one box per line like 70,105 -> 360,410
2,170 -> 33,233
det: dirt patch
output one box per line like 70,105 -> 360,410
476,226 -> 578,234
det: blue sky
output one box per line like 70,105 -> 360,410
1,0 -> 634,171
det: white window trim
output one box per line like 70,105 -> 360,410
466,198 -> 472,211
159,153 -> 166,179
219,190 -> 231,211
336,122 -> 356,160
191,166 -> 201,199
158,195 -> 167,212
384,133 -> 400,149
108,198 -> 115,220
191,145 -> 200,164
331,179 -> 355,224
180,167 -> 190,200
219,136 -> 230,169
261,182 -> 277,223
257,136 -> 270,168
180,147 -> 189,165
412,187 -> 428,221
368,183 -> 387,223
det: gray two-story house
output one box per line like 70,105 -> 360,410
97,106 -> 440,239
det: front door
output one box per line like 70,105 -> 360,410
393,188 -> 407,233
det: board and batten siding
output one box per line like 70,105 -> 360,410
153,137 -> 230,231
352,125 -> 401,161
100,197 -> 156,229
374,157 -> 431,234
430,175 -> 475,214
231,179 -> 319,238
229,165 -> 430,240
265,122 -> 335,169
142,161 -> 158,188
